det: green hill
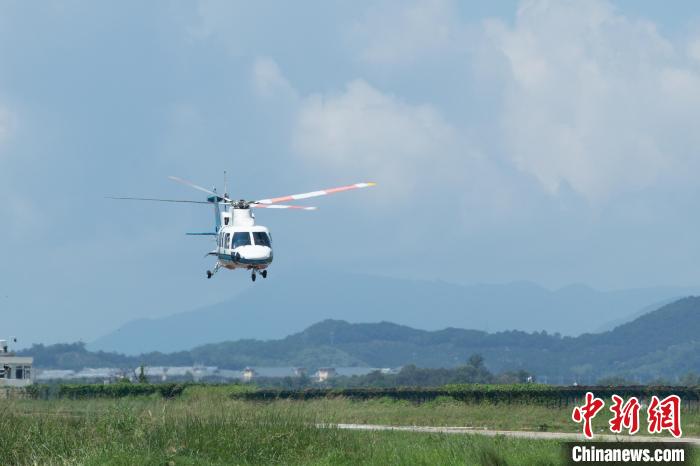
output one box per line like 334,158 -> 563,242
22,297 -> 700,383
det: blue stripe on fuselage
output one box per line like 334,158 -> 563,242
218,254 -> 272,265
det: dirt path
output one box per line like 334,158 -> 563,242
322,423 -> 700,445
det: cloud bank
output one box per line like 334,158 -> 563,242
484,0 -> 700,202
343,0 -> 700,205
292,79 -> 462,196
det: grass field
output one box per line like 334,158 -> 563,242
1,386 -> 697,465
196,386 -> 700,437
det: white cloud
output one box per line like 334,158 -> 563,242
187,1 -> 274,55
348,0 -> 463,65
347,0 -> 700,203
251,57 -> 298,100
687,37 -> 700,63
291,79 -> 463,197
482,0 -> 700,201
287,76 -> 532,227
188,0 -> 242,43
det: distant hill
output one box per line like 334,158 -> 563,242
88,270 -> 700,354
24,297 -> 700,383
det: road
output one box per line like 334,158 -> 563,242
320,423 -> 700,445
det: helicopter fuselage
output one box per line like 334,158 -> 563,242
211,207 -> 273,272
110,176 -> 375,281
216,224 -> 273,271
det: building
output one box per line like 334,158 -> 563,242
35,369 -> 76,381
0,339 -> 33,387
133,365 -> 218,382
315,367 -> 336,382
242,367 -> 256,382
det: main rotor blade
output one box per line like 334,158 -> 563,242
255,182 -> 376,205
106,196 -> 210,204
168,176 -> 232,202
251,204 -> 318,210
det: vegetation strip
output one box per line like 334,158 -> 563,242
320,424 -> 700,445
233,385 -> 700,405
26,382 -> 187,399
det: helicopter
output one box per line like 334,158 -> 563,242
109,175 -> 376,281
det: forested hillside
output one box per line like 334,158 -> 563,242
21,297 -> 700,382
89,271 -> 700,354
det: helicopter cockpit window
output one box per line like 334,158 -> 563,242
225,233 -> 231,249
232,232 -> 251,248
252,232 -> 271,247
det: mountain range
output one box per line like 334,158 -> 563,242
27,296 -> 700,383
89,270 -> 700,354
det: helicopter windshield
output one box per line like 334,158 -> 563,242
252,232 -> 271,247
231,232 -> 251,248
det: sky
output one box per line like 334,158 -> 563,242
3,0 -> 700,345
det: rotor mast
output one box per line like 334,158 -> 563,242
228,202 -> 256,227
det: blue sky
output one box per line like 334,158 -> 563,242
3,0 -> 700,344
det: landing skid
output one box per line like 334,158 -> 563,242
207,263 -> 268,281
251,269 -> 268,282
206,262 -> 221,279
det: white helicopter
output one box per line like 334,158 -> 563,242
110,175 -> 376,281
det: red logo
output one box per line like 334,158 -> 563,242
609,394 -> 641,435
572,392 -> 683,439
647,395 -> 682,438
572,392 -> 605,439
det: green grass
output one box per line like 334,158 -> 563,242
2,386 -> 698,465
219,393 -> 700,437
1,396 -> 562,465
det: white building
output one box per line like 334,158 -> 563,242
35,369 -> 75,381
74,367 -> 123,380
242,367 -> 256,382
133,366 -> 218,382
315,367 -> 336,382
0,339 -> 33,387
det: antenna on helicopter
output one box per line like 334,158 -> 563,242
224,170 -> 228,199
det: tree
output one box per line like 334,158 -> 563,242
138,365 -> 148,384
497,370 -> 532,384
467,354 -> 485,370
679,372 -> 700,387
596,376 -> 636,386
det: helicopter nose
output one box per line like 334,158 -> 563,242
236,245 -> 272,262
244,245 -> 270,260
